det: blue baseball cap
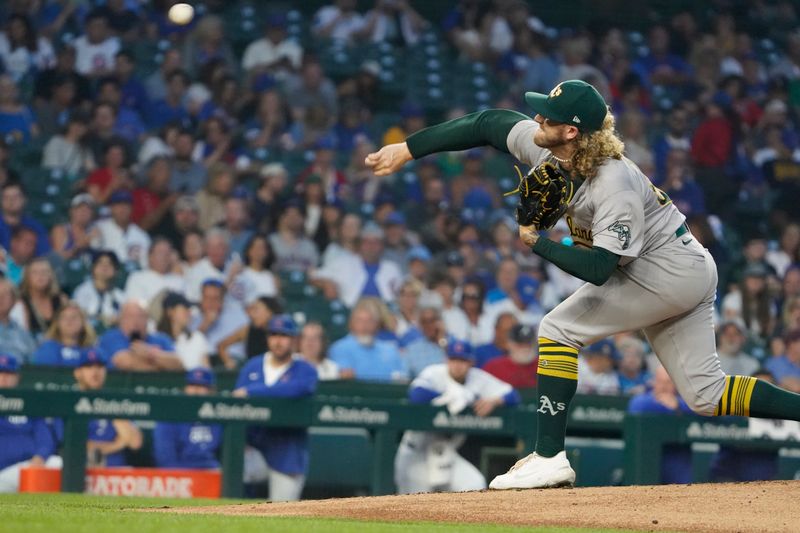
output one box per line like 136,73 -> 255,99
384,211 -> 406,226
77,348 -> 107,368
268,314 -> 298,336
407,245 -> 432,263
0,354 -> 20,373
446,339 -> 475,362
516,274 -> 540,308
186,367 -> 215,387
107,189 -> 133,205
583,339 -> 618,359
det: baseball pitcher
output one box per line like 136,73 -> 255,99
366,79 -> 800,490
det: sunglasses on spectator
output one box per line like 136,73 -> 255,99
463,293 -> 481,299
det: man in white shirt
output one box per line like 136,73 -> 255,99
72,11 -> 120,78
92,190 -> 150,270
313,0 -> 365,44
313,222 -> 402,307
183,228 -> 237,303
124,238 -> 185,306
242,14 -> 303,77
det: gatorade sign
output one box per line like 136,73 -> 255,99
84,468 -> 220,498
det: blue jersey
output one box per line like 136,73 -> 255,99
235,355 -> 318,475
88,419 -> 127,467
97,328 -> 174,369
33,340 -> 83,367
0,415 -> 56,470
153,421 -> 222,469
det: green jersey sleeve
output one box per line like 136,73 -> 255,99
405,109 -> 529,159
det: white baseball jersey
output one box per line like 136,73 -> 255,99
506,120 -> 686,264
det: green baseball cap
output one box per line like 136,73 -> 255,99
524,80 -> 608,132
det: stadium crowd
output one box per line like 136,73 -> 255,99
1,0 -> 800,493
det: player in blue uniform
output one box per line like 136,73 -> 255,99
153,367 -> 222,469
0,354 -> 62,492
234,315 -> 318,501
73,348 -> 143,467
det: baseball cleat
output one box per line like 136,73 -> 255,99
489,451 -> 576,490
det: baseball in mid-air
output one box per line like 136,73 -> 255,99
168,3 -> 194,25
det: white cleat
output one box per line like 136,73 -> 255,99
489,451 -> 576,490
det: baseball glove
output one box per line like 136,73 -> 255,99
504,162 -> 575,230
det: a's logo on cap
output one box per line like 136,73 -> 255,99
549,84 -> 563,98
572,115 -> 581,123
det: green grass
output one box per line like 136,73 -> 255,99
0,493 -> 642,533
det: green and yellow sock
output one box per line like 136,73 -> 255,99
717,375 -> 800,420
535,337 -> 579,458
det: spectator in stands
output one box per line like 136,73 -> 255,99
652,107 -> 692,183
32,73 -> 76,139
361,0 -> 427,46
402,306 -> 447,378
147,69 -> 191,130
242,14 -> 303,78
11,257 -> 66,341
91,189 -> 151,270
33,42 -> 91,105
228,234 -> 278,307
0,14 -> 55,82
618,110 -> 655,178
285,58 -> 339,120
628,365 -> 694,484
245,88 -> 293,152
182,15 -> 237,77
74,349 -> 143,467
251,163 -> 288,234
98,300 -> 181,371
483,324 -> 538,389
158,195 -> 202,252
691,97 -> 736,216
615,336 -> 650,395
138,121 -> 178,168
218,296 -> 282,368
42,110 -> 93,176
72,11 -> 120,78
190,279 -> 248,362
430,273 -> 470,341
195,162 -> 234,232
72,250 -> 125,331
313,222 -> 401,307
632,24 -> 692,88
86,140 -> 134,205
84,102 -> 122,164
132,156 -> 178,232
169,128 -> 207,194
320,212 -> 361,268
220,195 -> 254,258
157,292 -> 210,370
661,149 -> 706,218
557,35 -> 610,99
0,74 -> 37,143
766,329 -> 800,393
577,340 -> 621,396
395,339 -> 520,494
33,302 -> 96,367
124,238 -> 185,306
145,48 -> 182,103
381,101 -> 426,146
329,299 -> 408,381
0,280 -> 36,363
475,312 -> 517,368
313,0 -> 365,45
299,321 -> 339,380
716,320 -> 760,376
391,277 -> 423,344
0,182 -> 50,258
3,226 -> 39,286
766,224 -> 800,278
460,278 -> 490,347
269,202 -> 320,274
183,229 -> 231,302
96,77 -> 145,143
153,367 -> 222,469
0,354 -> 61,493
235,315 -> 318,502
721,263 -> 777,342
114,49 -> 148,115
50,194 -> 97,261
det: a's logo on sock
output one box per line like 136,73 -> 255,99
538,395 -> 566,416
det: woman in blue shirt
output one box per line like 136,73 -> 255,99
34,302 -> 97,367
0,74 -> 38,143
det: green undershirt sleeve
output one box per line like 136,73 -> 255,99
405,109 -> 529,159
531,238 -> 621,286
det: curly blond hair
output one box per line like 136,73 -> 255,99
571,111 -> 625,179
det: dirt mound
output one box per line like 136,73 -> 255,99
167,480 -> 799,532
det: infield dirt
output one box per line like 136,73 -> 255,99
167,480 -> 800,532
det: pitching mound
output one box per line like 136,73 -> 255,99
167,480 -> 799,532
